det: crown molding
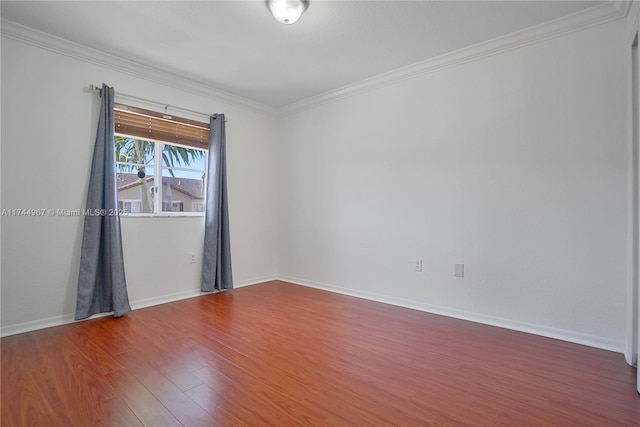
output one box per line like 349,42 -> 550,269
627,1 -> 640,42
613,1 -> 633,17
0,19 -> 276,116
1,1 -> 627,117
279,1 -> 627,116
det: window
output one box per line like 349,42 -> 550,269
192,201 -> 205,212
162,201 -> 184,212
118,200 -> 142,214
114,104 -> 209,216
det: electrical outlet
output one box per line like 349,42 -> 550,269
454,263 -> 464,277
414,259 -> 423,272
190,253 -> 196,264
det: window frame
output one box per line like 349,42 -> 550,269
114,137 -> 208,218
113,103 -> 210,218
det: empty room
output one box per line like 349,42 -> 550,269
2,1 -> 640,425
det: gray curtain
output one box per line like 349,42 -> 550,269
75,84 -> 131,320
202,114 -> 233,292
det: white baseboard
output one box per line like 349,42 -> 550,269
129,288 -> 204,310
0,275 -> 277,337
0,313 -> 84,338
234,275 -> 278,288
278,275 -> 625,354
2,274 -> 623,354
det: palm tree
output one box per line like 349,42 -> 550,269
114,136 -> 205,213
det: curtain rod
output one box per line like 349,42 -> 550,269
89,84 -> 223,121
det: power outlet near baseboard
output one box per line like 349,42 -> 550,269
454,263 -> 464,277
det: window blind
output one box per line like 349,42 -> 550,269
114,103 -> 210,150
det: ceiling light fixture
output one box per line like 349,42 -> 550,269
266,0 -> 308,25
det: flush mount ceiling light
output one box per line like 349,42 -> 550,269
266,0 -> 309,25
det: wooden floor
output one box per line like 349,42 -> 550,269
1,281 -> 639,426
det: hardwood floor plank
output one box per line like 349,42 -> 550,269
184,384 -> 249,427
81,315 -> 138,355
113,351 -> 217,427
3,332 -> 79,426
191,363 -> 341,426
185,325 -> 435,425
105,368 -> 183,427
95,397 -> 145,427
111,316 -> 206,392
64,322 -> 126,375
162,307 -> 421,424
31,334 -> 103,425
0,371 -> 56,427
171,292 -> 514,424
2,281 -> 638,426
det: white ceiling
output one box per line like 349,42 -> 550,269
1,1 -> 606,108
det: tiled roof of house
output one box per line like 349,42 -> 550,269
116,174 -> 204,199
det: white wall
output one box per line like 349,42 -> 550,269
626,0 -> 640,385
1,12 -> 633,354
1,36 -> 278,334
276,19 -> 630,352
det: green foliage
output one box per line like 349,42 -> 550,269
114,136 -> 153,172
161,145 -> 205,177
114,136 -> 206,213
114,136 -> 205,176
